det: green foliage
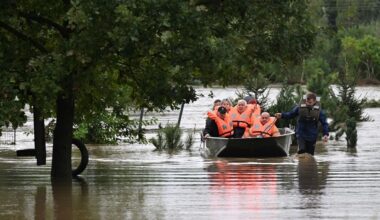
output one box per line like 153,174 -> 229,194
194,0 -> 316,86
363,99 -> 380,108
0,59 -> 28,130
0,0 -> 317,140
44,119 -> 56,142
346,117 -> 357,148
74,111 -> 156,144
307,67 -> 334,97
302,0 -> 380,146
335,83 -> 368,122
330,72 -> 368,142
163,125 -> 183,150
238,71 -> 271,110
336,0 -> 380,27
267,84 -> 302,128
184,131 -> 195,150
306,65 -> 336,113
340,35 -> 380,80
339,21 -> 380,39
303,58 -> 332,83
150,124 -> 195,151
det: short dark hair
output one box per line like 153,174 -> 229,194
306,93 -> 316,100
214,99 -> 221,104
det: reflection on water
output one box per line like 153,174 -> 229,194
297,153 -> 327,193
207,160 -> 281,219
52,182 -> 73,220
296,153 -> 329,215
35,186 -> 46,220
1,88 -> 380,219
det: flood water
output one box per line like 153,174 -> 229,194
1,86 -> 380,219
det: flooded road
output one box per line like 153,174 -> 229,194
1,86 -> 380,219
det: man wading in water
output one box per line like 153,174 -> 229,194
275,92 -> 329,155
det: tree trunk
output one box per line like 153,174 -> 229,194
51,90 -> 74,182
33,106 -> 46,165
138,107 -> 144,141
177,102 -> 185,127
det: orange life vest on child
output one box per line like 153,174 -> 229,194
207,111 -> 234,138
246,117 -> 279,138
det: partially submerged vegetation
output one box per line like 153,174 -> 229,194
1,0 -> 380,178
150,124 -> 195,151
363,99 -> 380,108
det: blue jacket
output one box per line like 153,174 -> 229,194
281,106 -> 329,141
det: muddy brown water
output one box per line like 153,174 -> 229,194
1,87 -> 380,219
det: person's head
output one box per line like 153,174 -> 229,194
217,106 -> 227,119
248,99 -> 257,104
213,99 -> 221,106
244,96 -> 257,104
221,98 -> 232,111
305,93 -> 317,106
236,99 -> 247,113
213,99 -> 221,110
260,112 -> 270,124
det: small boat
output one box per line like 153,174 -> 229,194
201,128 -> 295,158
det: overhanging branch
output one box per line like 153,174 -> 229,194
0,21 -> 48,53
18,11 -> 70,39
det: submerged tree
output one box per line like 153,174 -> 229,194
0,1 -> 206,181
0,0 -> 315,181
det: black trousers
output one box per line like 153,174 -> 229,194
233,127 -> 246,138
297,138 -> 316,155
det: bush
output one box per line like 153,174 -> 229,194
267,84 -> 302,128
150,124 -> 195,151
74,110 -> 156,144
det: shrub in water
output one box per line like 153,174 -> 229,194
150,124 -> 195,151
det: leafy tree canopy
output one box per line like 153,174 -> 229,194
0,0 -> 316,178
0,0 -> 315,127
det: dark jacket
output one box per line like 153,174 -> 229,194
203,117 -> 219,137
281,105 -> 329,141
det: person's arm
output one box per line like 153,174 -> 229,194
276,106 -> 299,119
319,110 -> 329,141
203,118 -> 212,137
203,118 -> 219,137
270,125 -> 280,137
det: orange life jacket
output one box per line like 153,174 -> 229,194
207,111 -> 234,137
246,117 -> 279,138
248,103 -> 261,116
229,107 -> 252,129
248,103 -> 261,124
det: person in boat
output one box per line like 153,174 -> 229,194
212,99 -> 222,111
221,98 -> 232,113
203,106 -> 234,138
244,96 -> 261,117
230,99 -> 252,138
244,112 -> 280,138
275,92 -> 329,155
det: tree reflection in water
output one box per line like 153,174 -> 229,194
51,181 -> 73,220
33,177 -> 89,220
